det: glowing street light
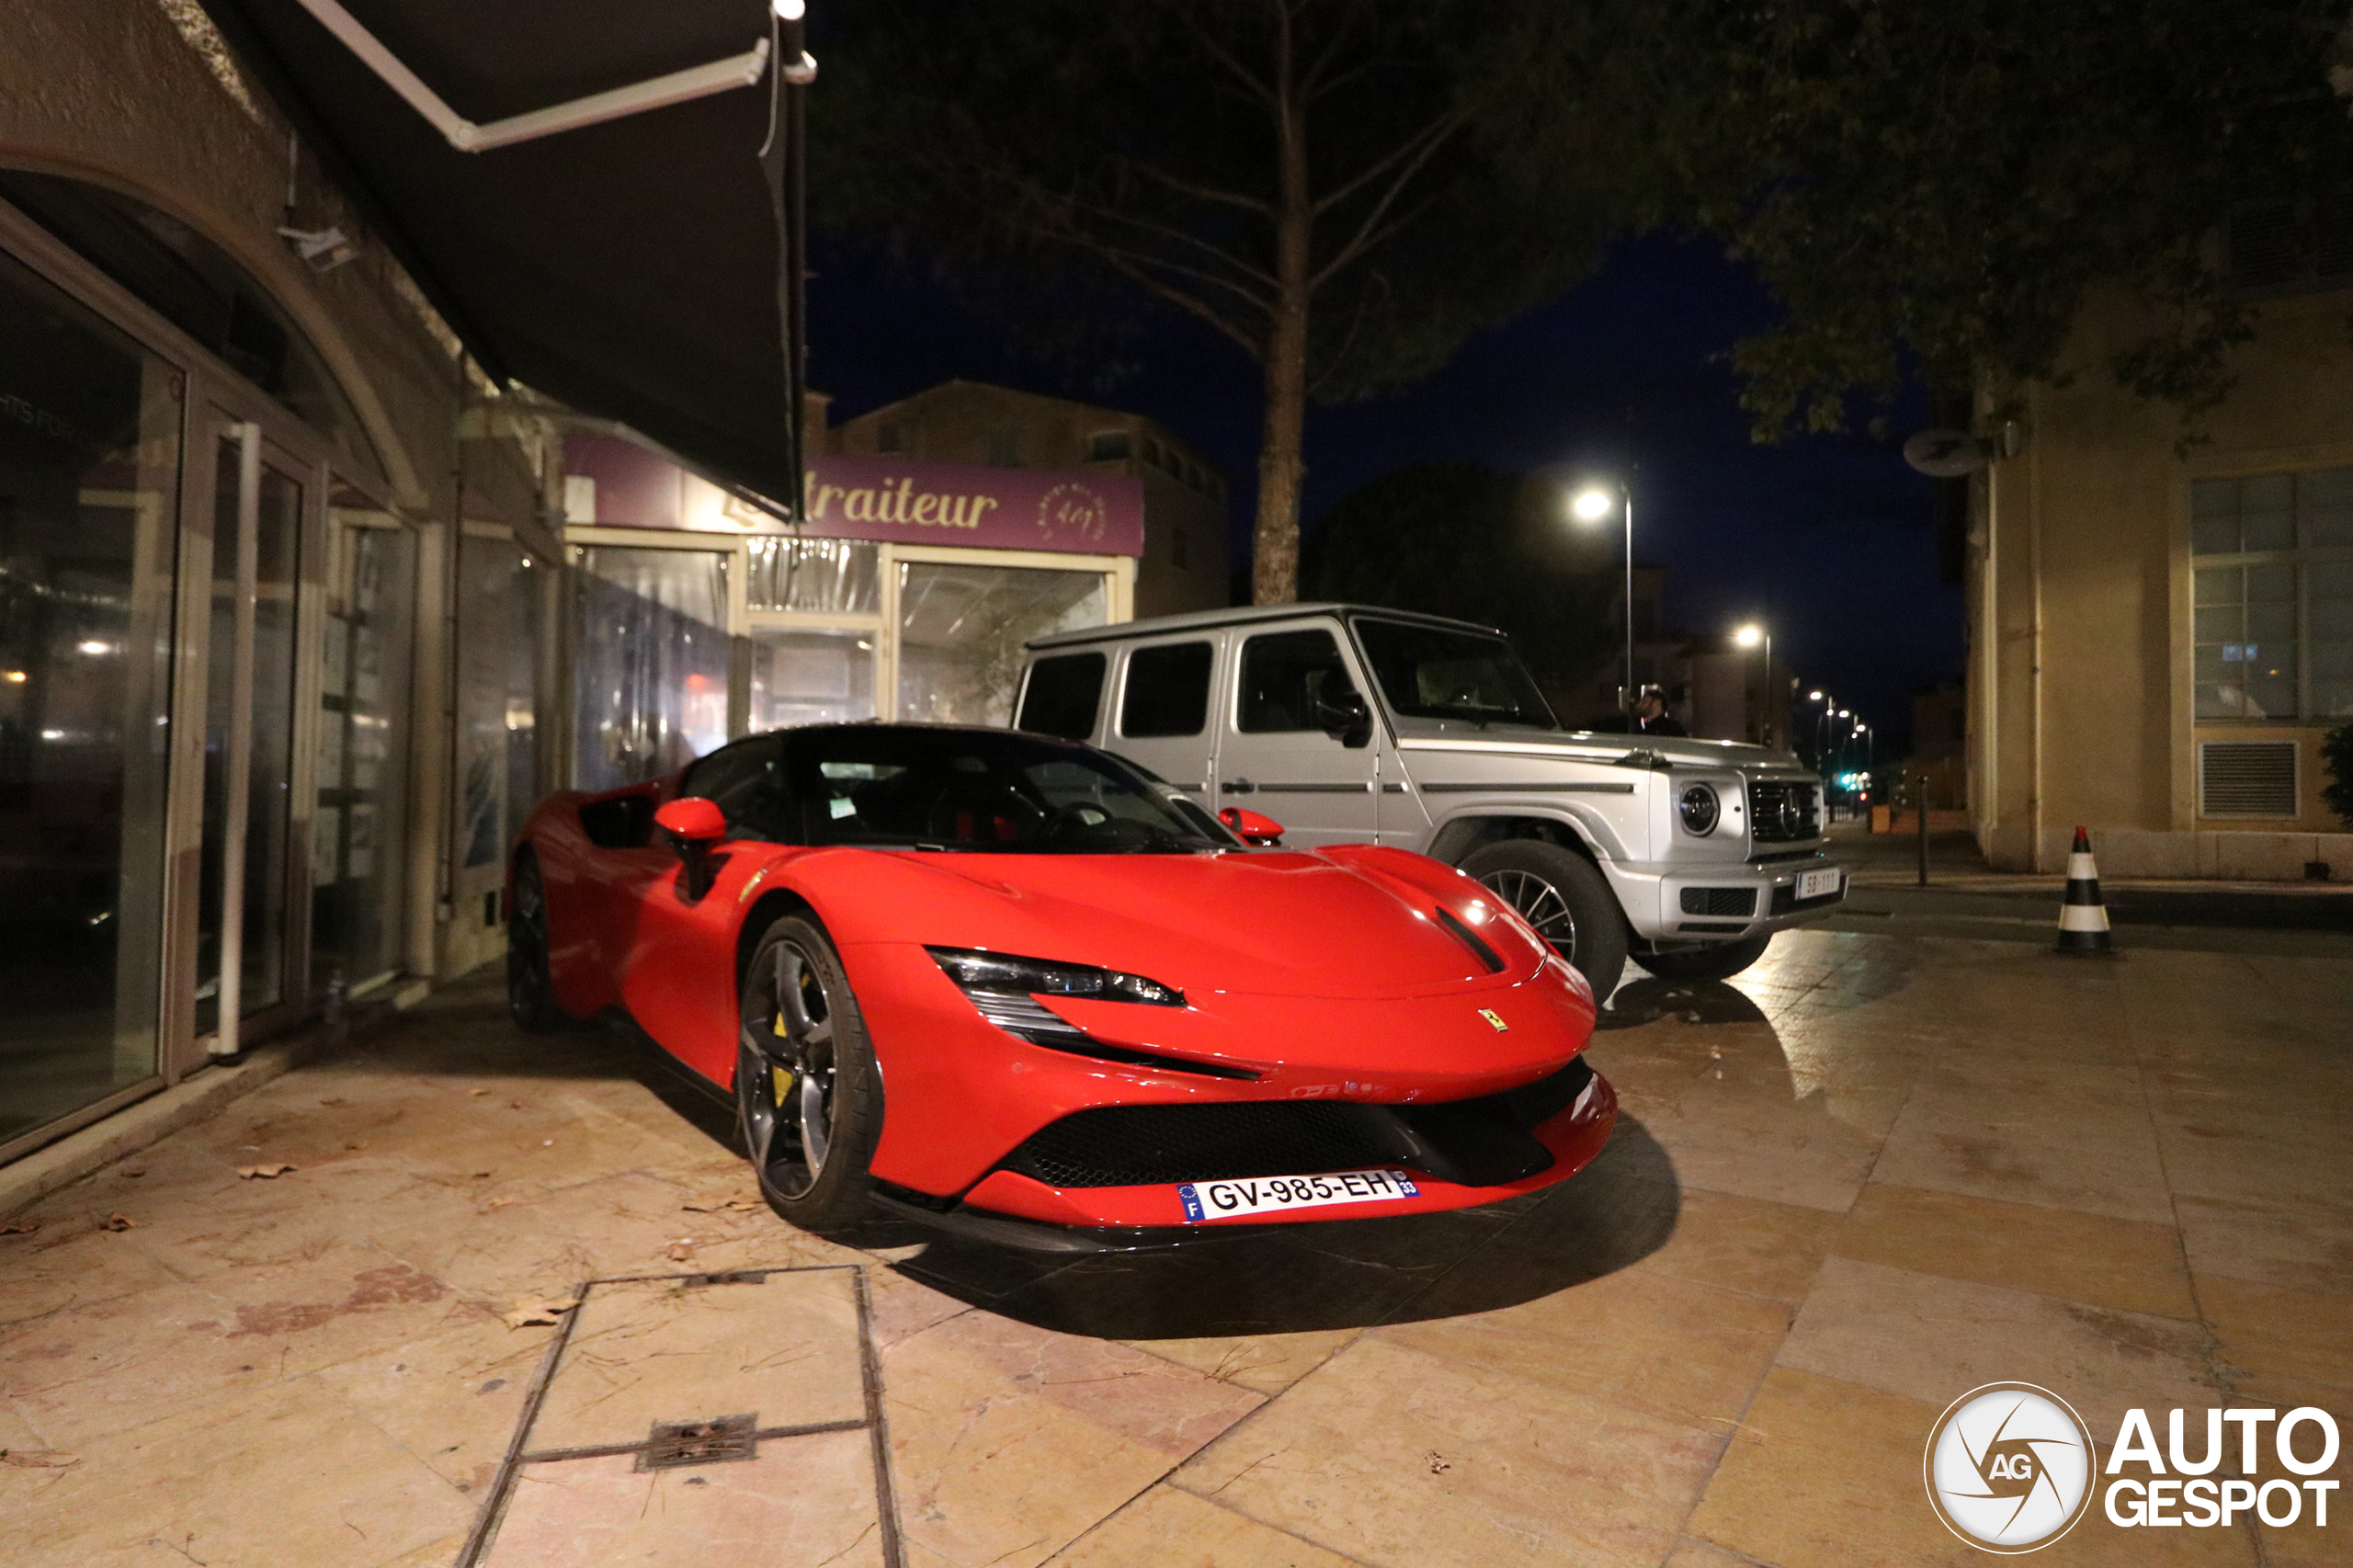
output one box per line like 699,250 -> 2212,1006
1733,624 -> 1763,648
1732,622 -> 1772,744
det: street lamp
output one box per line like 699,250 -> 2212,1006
1570,483 -> 1633,724
1733,622 -> 1772,745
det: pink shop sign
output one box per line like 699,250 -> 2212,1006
564,437 -> 1143,557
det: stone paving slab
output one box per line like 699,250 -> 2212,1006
2,933 -> 2347,1567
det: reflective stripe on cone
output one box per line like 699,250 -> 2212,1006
2054,825 -> 2116,956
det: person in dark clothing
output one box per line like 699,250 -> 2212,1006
1635,687 -> 1688,737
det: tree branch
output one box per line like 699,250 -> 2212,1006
1310,118 -> 1464,288
1167,0 -> 1277,108
1121,160 -> 1276,218
1311,108 -> 1469,219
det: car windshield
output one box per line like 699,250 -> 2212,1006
1350,619 -> 1558,729
788,726 -> 1235,853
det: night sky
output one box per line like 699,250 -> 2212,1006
808,231 -> 1962,756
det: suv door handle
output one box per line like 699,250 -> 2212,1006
1220,778 -> 1255,794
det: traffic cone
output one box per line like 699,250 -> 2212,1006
2053,827 -> 2115,957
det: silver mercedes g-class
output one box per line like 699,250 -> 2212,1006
1013,603 -> 1845,994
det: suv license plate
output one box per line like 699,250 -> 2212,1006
1797,868 -> 1842,901
1177,1169 -> 1420,1222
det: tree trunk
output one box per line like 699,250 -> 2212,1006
1251,26 -> 1313,607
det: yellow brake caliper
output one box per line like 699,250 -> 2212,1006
771,1012 -> 792,1107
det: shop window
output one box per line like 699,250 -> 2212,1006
748,629 -> 876,732
311,485 -> 416,994
1121,642 -> 1214,738
985,430 -> 1021,468
746,537 -> 879,613
572,545 -> 730,790
457,530 -> 546,871
897,562 -> 1108,724
0,250 -> 177,1147
2191,468 -> 2353,720
1017,652 -> 1106,740
874,422 -> 905,454
1087,430 -> 1131,461
0,171 -> 382,483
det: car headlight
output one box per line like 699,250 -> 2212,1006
926,947 -> 1184,1008
1678,783 -> 1721,835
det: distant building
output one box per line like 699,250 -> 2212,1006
829,381 -> 1230,619
1573,566 -> 1800,747
1967,222 -> 2353,876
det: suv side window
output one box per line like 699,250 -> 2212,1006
679,737 -> 790,840
1017,652 -> 1106,740
1237,629 -> 1361,733
1120,642 -> 1213,737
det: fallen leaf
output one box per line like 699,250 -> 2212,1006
235,1164 -> 296,1179
500,1292 -> 579,1330
664,1239 -> 698,1262
344,1141 -> 367,1152
0,1221 -> 38,1237
0,1449 -> 79,1469
469,1088 -> 492,1097
483,1195 -> 520,1210
681,1199 -> 757,1214
471,1171 -> 493,1180
98,1213 -> 138,1232
1426,1450 -> 1452,1474
319,1096 -> 347,1106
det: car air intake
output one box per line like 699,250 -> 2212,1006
1748,780 -> 1820,844
1679,887 -> 1758,917
999,1058 -> 1594,1190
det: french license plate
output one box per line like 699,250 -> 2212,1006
1797,868 -> 1843,901
1177,1168 -> 1420,1222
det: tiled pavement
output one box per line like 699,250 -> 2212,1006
2,931 -> 2347,1566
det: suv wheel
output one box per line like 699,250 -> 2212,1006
1459,837 -> 1628,998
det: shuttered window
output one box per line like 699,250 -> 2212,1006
2199,741 -> 2299,819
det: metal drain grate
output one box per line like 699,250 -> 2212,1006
638,1413 -> 759,1471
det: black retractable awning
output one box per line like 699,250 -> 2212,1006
207,0 -> 801,500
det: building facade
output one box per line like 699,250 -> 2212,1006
830,380 -> 1229,619
1969,281 -> 2353,876
1,0 -> 564,1161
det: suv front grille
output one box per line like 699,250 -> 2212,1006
1748,780 -> 1820,844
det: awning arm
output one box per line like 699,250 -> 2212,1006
290,0 -> 771,153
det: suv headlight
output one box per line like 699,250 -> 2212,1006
1678,783 -> 1721,835
926,947 -> 1184,1007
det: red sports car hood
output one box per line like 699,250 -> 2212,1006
815,845 -> 1544,1000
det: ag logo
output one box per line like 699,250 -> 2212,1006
1925,1383 -> 2094,1552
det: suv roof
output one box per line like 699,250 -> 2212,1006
1027,601 -> 1505,650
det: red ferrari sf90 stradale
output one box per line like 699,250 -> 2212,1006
508,723 -> 1615,1251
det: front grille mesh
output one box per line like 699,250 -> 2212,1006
1680,887 -> 1758,917
1007,1101 -> 1391,1188
1748,780 -> 1821,844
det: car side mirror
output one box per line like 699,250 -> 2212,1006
1218,806 -> 1286,846
1314,691 -> 1373,748
654,797 -> 727,851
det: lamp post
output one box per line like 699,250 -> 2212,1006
1571,483 -> 1633,724
1733,622 -> 1769,745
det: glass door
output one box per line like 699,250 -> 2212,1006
194,419 -> 306,1055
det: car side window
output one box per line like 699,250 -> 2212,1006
1017,652 -> 1106,740
1120,642 -> 1213,737
1236,629 -> 1361,733
679,737 -> 790,841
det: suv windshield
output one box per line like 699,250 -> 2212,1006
788,725 -> 1233,853
1350,619 -> 1558,729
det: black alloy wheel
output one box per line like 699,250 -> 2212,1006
506,851 -> 570,1033
1634,932 -> 1773,983
1457,837 -> 1629,999
736,916 -> 881,1231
